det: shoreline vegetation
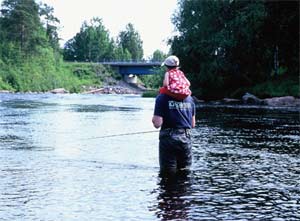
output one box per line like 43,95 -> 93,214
0,1 -> 299,108
1,89 -> 299,108
0,59 -> 299,108
0,60 -> 299,108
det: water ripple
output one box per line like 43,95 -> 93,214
0,94 -> 299,220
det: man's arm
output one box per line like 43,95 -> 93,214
192,115 -> 196,128
152,115 -> 163,128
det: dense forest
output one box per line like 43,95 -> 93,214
0,0 -> 299,99
170,0 -> 299,99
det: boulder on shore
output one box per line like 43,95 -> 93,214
84,86 -> 139,95
50,88 -> 69,94
242,92 -> 264,105
222,98 -> 242,105
263,96 -> 300,107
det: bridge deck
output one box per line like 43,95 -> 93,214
99,61 -> 162,75
100,61 -> 162,66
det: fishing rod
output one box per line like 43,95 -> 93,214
83,130 -> 159,140
60,130 -> 160,154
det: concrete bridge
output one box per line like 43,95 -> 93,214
99,60 -> 162,83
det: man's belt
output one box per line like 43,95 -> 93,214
160,128 -> 191,134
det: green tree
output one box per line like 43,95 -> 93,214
262,1 -> 299,78
39,3 -> 60,51
170,0 -> 299,99
117,23 -> 143,60
151,50 -> 166,61
0,0 -> 47,55
0,11 -> 5,59
63,17 -> 114,62
171,0 -> 231,99
112,45 -> 132,61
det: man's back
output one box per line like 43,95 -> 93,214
153,94 -> 195,129
152,94 -> 196,173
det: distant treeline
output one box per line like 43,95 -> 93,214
0,0 -> 299,99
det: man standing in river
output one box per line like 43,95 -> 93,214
152,56 -> 196,174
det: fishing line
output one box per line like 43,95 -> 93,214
82,130 -> 159,140
31,130 -> 159,154
66,130 -> 159,154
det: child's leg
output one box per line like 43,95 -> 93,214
159,87 -> 169,94
159,87 -> 188,100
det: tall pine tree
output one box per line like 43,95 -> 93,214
0,0 -> 47,55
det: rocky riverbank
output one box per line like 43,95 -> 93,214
194,92 -> 300,107
0,80 -> 147,95
1,86 -> 299,107
82,80 -> 147,95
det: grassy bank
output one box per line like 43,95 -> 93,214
1,58 -> 298,99
0,59 -> 117,93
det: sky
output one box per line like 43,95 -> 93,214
37,0 -> 179,58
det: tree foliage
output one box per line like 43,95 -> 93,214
63,17 -> 114,62
63,21 -> 144,62
39,2 -> 60,51
171,0 -> 299,99
151,50 -> 166,61
0,0 -> 48,55
1,0 -> 298,97
117,23 -> 143,60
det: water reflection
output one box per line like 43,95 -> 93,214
155,171 -> 192,220
69,104 -> 141,112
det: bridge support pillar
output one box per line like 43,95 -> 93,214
124,74 -> 138,84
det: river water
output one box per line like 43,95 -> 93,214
0,93 -> 299,221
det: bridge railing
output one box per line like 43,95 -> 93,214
99,59 -> 163,65
98,59 -> 163,75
